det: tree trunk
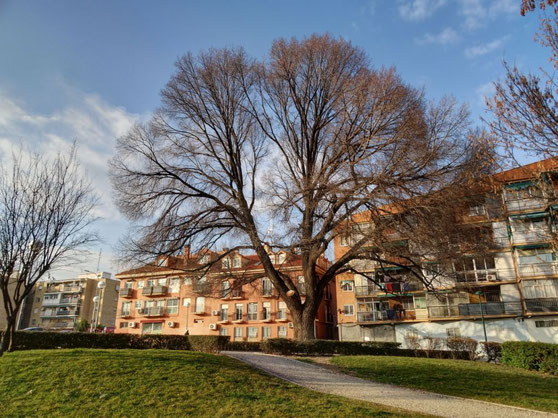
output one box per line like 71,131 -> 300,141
292,303 -> 319,341
0,319 -> 14,357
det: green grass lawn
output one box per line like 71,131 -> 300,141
330,355 -> 558,413
0,350 -> 421,418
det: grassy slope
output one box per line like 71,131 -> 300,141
0,350 -> 421,418
330,355 -> 558,413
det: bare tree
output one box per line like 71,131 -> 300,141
111,34 -> 493,340
0,148 -> 97,355
487,0 -> 558,158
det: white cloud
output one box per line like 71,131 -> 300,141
476,81 -> 496,105
398,0 -> 447,21
464,37 -> 508,58
459,0 -> 518,30
415,27 -> 460,45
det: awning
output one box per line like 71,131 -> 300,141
513,243 -> 551,250
510,212 -> 549,220
376,293 -> 414,298
140,319 -> 165,323
505,180 -> 534,190
378,266 -> 405,271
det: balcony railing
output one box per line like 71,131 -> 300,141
511,230 -> 552,245
525,298 -> 558,312
142,285 -> 168,296
455,268 -> 515,284
428,301 -> 523,318
40,309 -> 79,318
42,297 -> 62,306
518,263 -> 558,278
144,307 -> 165,316
356,310 -> 416,322
355,282 -> 423,297
504,198 -> 547,212
120,288 -> 133,298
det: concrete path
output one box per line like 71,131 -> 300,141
225,351 -> 556,418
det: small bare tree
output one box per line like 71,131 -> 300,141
487,0 -> 558,158
0,148 -> 97,355
111,34 -> 494,340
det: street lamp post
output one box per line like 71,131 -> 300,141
185,301 -> 191,335
90,280 -> 106,332
475,290 -> 488,343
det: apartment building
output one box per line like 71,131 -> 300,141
114,248 -> 336,340
335,158 -> 558,346
21,272 -> 119,331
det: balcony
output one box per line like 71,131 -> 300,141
142,286 -> 168,296
504,197 -> 547,212
518,263 -> 558,278
428,301 -> 523,318
120,288 -> 133,298
40,309 -> 79,318
355,282 -> 423,297
525,298 -> 558,313
356,310 -> 416,323
511,230 -> 552,245
455,268 -> 515,284
42,296 -> 62,306
144,307 -> 165,317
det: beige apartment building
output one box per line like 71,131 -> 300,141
20,272 -> 119,331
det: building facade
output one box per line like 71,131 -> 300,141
114,248 -> 336,340
335,159 -> 558,346
20,272 -> 119,331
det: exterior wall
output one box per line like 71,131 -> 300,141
114,256 -> 337,341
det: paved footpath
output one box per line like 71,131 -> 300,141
225,351 -> 557,418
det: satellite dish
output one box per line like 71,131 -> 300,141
93,296 -> 100,303
97,281 -> 106,290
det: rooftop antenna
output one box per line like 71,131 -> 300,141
96,248 -> 102,272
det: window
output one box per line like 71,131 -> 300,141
517,248 -> 555,265
247,327 -> 258,339
220,304 -> 229,321
468,204 -> 486,217
147,279 -> 155,287
278,326 -> 287,338
124,281 -> 133,289
134,301 -> 143,309
277,301 -> 287,320
535,319 -> 558,328
262,302 -> 271,320
219,327 -> 229,336
195,297 -> 205,313
262,278 -> 273,296
155,300 -> 165,313
137,280 -> 145,288
234,303 -> 243,321
297,276 -> 306,294
120,322 -> 128,328
339,234 -> 350,246
167,298 -> 179,314
247,303 -> 258,320
233,257 -> 241,268
182,297 -> 191,307
406,329 -> 418,338
522,279 -> 558,298
222,258 -> 230,268
142,322 -> 163,335
343,304 -> 354,315
121,301 -> 131,316
158,278 -> 167,286
221,281 -> 230,298
269,254 -> 276,264
413,296 -> 427,309
262,326 -> 271,339
340,280 -> 354,292
278,253 -> 286,264
446,328 -> 461,338
183,277 -> 192,285
199,255 -> 209,264
169,278 -> 180,293
234,327 -> 243,341
33,308 -> 38,314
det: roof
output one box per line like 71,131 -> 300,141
492,157 -> 558,183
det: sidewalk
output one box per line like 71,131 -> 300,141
225,352 -> 557,418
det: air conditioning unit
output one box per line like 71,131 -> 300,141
128,322 -> 136,328
167,321 -> 176,328
136,308 -> 144,314
486,274 -> 497,281
288,322 -> 294,328
209,323 -> 218,330
211,310 -> 220,316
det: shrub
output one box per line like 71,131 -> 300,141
403,335 -> 422,356
501,341 -> 558,374
423,336 -> 444,358
446,337 -> 478,360
225,341 -> 262,352
188,335 -> 230,353
261,338 -> 401,356
480,341 -> 502,363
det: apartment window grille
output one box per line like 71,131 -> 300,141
220,304 -> 229,321
262,302 -> 271,320
535,320 -> 558,328
234,304 -> 243,321
278,326 -> 287,338
262,326 -> 271,339
247,303 -> 258,321
167,298 -> 179,314
343,304 -> 354,315
446,327 -> 461,338
247,327 -> 258,339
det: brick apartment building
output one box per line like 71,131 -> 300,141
335,158 -> 558,345
114,248 -> 336,340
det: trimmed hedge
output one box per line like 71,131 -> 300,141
1,331 -> 229,353
224,341 -> 262,352
501,341 -> 558,374
261,338 -> 401,356
481,341 -> 502,363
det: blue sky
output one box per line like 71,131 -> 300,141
0,0 -> 547,278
